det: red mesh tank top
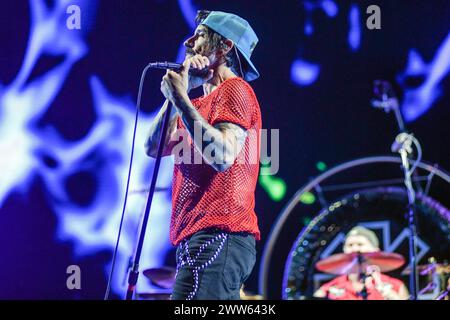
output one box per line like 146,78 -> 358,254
170,77 -> 262,246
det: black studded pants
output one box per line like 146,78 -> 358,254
171,228 -> 256,300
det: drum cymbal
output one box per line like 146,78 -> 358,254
316,251 -> 405,275
143,266 -> 176,289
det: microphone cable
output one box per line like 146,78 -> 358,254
104,63 -> 152,300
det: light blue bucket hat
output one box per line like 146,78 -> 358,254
201,11 -> 260,81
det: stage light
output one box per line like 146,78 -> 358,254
299,217 -> 311,226
259,172 -> 287,202
291,59 -> 320,86
316,161 -> 327,172
299,192 -> 316,205
348,4 -> 361,51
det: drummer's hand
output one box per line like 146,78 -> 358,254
366,266 -> 389,294
367,267 -> 401,300
367,266 -> 382,286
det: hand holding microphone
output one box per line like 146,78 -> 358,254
151,54 -> 214,93
159,54 -> 213,104
183,54 -> 214,91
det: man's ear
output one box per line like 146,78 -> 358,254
221,39 -> 234,55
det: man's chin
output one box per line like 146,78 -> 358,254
186,51 -> 208,58
185,51 -> 197,58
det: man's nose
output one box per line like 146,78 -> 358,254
184,36 -> 195,48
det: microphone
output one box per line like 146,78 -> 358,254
392,132 -> 414,172
391,132 -> 413,153
147,61 -> 210,77
147,61 -> 183,70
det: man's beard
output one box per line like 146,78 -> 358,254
185,48 -> 197,57
185,47 -> 212,57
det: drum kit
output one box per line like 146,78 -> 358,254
314,251 -> 449,300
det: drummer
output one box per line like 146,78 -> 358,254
314,226 -> 409,300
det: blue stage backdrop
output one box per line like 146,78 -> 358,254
0,0 -> 449,299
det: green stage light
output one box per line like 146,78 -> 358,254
259,172 -> 287,202
316,161 -> 327,172
302,216 -> 312,225
299,191 -> 316,205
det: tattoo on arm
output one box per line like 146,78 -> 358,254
213,122 -> 247,165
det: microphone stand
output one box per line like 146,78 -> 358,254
397,143 -> 419,300
384,90 -> 419,299
389,101 -> 420,299
125,101 -> 174,300
357,253 -> 368,300
372,80 -> 420,299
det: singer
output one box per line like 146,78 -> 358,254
144,10 -> 262,300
